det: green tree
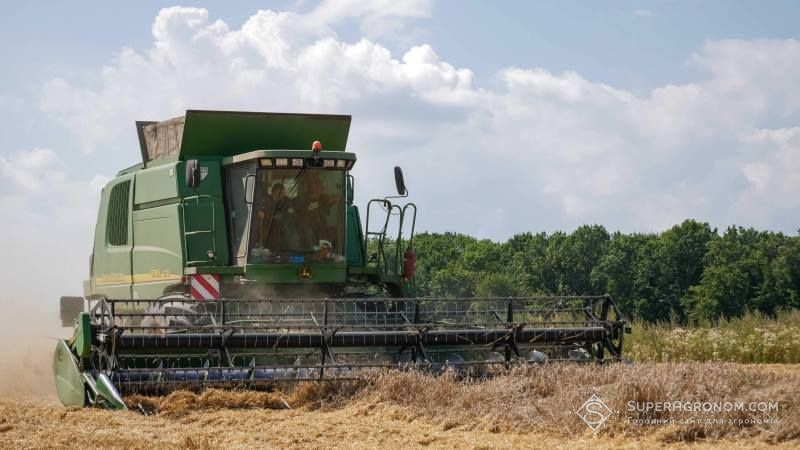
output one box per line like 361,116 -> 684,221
547,225 -> 610,294
475,272 -> 518,297
659,220 -> 715,319
407,222 -> 799,322
429,263 -> 475,298
629,238 -> 678,322
413,232 -> 477,296
505,232 -> 550,294
592,232 -> 654,317
683,227 -> 762,320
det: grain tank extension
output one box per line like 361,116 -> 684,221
54,110 -> 628,410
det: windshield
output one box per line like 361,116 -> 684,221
248,169 -> 345,264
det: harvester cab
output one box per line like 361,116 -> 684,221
54,110 -> 628,410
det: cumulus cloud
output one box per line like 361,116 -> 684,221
39,7 -> 800,236
307,0 -> 432,40
734,127 -> 800,226
0,148 -> 62,193
0,148 -> 104,249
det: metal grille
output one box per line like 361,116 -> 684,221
106,181 -> 130,246
86,296 -> 626,395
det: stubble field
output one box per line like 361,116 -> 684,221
1,346 -> 797,449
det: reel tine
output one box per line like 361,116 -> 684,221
95,295 -> 624,396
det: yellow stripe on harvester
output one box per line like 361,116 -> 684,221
95,271 -> 182,286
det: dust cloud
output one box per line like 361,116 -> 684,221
0,298 -> 65,397
0,218 -> 89,398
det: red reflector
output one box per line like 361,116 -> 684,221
403,249 -> 416,279
189,274 -> 221,300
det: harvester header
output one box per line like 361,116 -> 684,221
54,110 -> 628,411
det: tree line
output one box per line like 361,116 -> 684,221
408,220 -> 800,323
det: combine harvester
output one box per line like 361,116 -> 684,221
54,110 -> 629,410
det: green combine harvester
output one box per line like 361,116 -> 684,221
54,110 -> 628,410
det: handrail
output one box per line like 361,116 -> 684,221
364,199 -> 392,273
363,199 -> 417,277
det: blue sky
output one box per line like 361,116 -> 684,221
2,1 -> 799,150
1,1 -> 797,165
2,1 -> 799,230
1,1 -> 800,317
4,1 -> 799,89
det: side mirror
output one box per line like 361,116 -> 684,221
185,159 -> 201,189
346,174 -> 355,204
244,175 -> 255,204
394,166 -> 407,196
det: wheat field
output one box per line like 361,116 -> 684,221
1,360 -> 798,449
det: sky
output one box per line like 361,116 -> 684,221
1,1 -> 799,319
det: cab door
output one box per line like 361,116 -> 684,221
224,163 -> 256,266
91,174 -> 134,299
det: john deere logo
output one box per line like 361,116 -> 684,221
298,266 -> 313,280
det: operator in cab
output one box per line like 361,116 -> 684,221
254,181 -> 297,253
295,174 -> 336,260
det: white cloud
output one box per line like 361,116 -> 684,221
39,7 -> 473,151
0,149 -> 107,328
307,0 -> 432,40
89,174 -> 111,192
0,148 -> 61,193
308,0 -> 432,24
735,127 -> 800,225
0,148 -> 104,230
38,8 -> 800,236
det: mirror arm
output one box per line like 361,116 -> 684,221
383,188 -> 409,201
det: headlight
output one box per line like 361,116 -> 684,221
275,158 -> 288,167
323,159 -> 335,168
